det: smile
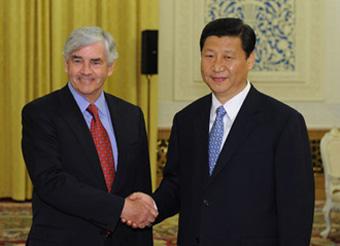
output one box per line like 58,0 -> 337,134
211,77 -> 227,82
78,78 -> 94,83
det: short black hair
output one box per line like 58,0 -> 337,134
200,18 -> 256,58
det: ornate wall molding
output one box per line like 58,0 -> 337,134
206,0 -> 296,72
173,0 -> 325,101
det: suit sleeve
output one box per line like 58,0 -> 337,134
153,115 -> 181,222
274,112 -> 314,246
21,103 -> 124,232
130,108 -> 154,243
133,108 -> 152,195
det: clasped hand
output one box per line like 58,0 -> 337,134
120,192 -> 158,229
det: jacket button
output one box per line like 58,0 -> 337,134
101,230 -> 112,239
195,237 -> 200,244
203,199 -> 209,206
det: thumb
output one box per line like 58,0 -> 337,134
128,192 -> 142,201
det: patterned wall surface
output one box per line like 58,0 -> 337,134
156,138 -> 169,185
205,0 -> 296,72
311,139 -> 323,173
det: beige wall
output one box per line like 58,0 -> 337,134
158,0 -> 340,129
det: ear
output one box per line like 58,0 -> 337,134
107,61 -> 115,76
246,51 -> 255,70
64,60 -> 69,73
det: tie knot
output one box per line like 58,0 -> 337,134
216,106 -> 226,119
87,104 -> 99,119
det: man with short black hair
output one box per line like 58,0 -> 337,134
129,18 -> 314,246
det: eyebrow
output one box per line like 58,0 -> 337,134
203,48 -> 235,54
90,58 -> 102,63
70,55 -> 103,62
71,55 -> 83,59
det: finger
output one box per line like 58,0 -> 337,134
146,223 -> 153,228
140,199 -> 156,211
149,216 -> 156,223
129,192 -> 145,201
146,207 -> 158,219
139,222 -> 151,229
127,193 -> 138,201
132,222 -> 139,229
152,200 -> 158,211
151,208 -> 159,217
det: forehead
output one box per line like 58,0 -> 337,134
202,35 -> 243,51
71,42 -> 106,58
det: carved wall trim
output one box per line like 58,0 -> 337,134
173,0 -> 325,101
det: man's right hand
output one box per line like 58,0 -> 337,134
120,192 -> 158,229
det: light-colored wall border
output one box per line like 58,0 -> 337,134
173,0 -> 324,101
158,0 -> 340,129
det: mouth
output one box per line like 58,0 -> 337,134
211,76 -> 227,83
78,77 -> 94,84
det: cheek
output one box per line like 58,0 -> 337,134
200,64 -> 206,76
68,66 -> 80,76
96,68 -> 110,77
229,63 -> 244,75
228,62 -> 237,71
201,62 -> 210,74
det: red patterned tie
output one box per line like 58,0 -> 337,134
87,104 -> 115,192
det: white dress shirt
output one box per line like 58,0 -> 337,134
209,81 -> 251,150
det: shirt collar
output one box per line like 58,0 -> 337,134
68,82 -> 107,116
211,81 -> 251,122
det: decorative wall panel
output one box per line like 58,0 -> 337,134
173,0 -> 325,101
206,0 -> 296,72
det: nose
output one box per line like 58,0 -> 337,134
80,62 -> 92,75
212,57 -> 226,72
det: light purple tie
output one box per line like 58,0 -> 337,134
208,106 -> 226,175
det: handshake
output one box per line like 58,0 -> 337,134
120,192 -> 158,229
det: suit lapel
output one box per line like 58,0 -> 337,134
210,86 -> 263,179
194,95 -> 212,183
57,86 -> 106,189
104,94 -> 129,193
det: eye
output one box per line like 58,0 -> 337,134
91,59 -> 103,65
72,58 -> 82,63
203,53 -> 214,59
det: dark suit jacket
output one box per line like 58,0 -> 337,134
22,85 -> 153,246
153,85 -> 314,246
